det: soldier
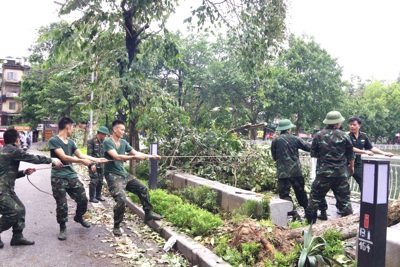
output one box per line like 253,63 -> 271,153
103,120 -> 163,237
0,129 -> 62,248
87,126 -> 109,203
348,116 -> 394,190
49,116 -> 108,241
271,119 -> 311,221
305,111 -> 355,224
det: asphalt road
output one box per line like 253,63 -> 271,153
0,142 -> 181,267
0,144 -> 116,267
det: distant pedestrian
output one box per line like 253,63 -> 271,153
271,119 -> 311,221
87,126 -> 109,203
305,111 -> 355,224
49,116 -> 108,241
0,129 -> 62,248
103,120 -> 163,237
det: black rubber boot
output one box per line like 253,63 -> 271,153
317,210 -> 328,220
288,210 -> 302,221
96,183 -> 105,201
58,223 -> 67,241
113,224 -> 122,236
89,184 -> 99,203
10,233 -> 35,246
144,211 -> 164,222
74,216 -> 91,228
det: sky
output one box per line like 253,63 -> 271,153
1,0 -> 400,82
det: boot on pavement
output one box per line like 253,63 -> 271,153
288,210 -> 302,222
96,183 -> 105,201
144,211 -> 164,222
0,233 -> 4,248
10,232 -> 35,246
317,210 -> 328,220
89,184 -> 99,203
74,215 -> 91,228
58,229 -> 67,241
113,225 -> 122,236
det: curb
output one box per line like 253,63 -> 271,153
125,198 -> 231,267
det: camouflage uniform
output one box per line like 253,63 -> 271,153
271,132 -> 311,210
103,138 -> 153,227
348,131 -> 372,189
49,136 -> 88,224
0,144 -> 51,235
305,126 -> 354,223
87,137 -> 105,200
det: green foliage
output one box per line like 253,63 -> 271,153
159,128 -> 277,193
241,242 -> 261,265
265,251 -> 298,267
296,224 -> 338,267
287,220 -> 307,230
130,189 -> 222,236
234,200 -> 263,220
322,229 -> 344,259
178,186 -> 220,213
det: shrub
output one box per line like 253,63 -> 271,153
178,186 -> 220,213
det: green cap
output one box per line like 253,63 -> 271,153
323,111 -> 345,124
97,126 -> 109,135
276,119 -> 296,131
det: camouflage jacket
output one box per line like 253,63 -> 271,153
87,136 -> 105,169
311,126 -> 354,179
271,132 -> 311,179
0,144 -> 51,194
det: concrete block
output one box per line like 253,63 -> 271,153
269,198 -> 293,226
386,228 -> 400,267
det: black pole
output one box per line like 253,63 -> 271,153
357,159 -> 390,267
149,142 -> 158,190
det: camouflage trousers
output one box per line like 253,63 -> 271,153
277,176 -> 308,210
305,176 -> 353,222
105,172 -> 153,226
0,191 -> 25,233
89,167 -> 104,187
51,176 -> 88,224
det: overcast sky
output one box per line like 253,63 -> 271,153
1,0 -> 400,82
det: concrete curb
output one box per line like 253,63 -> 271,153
125,198 -> 231,267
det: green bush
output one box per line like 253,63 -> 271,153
129,189 -> 222,236
241,242 -> 261,265
233,200 -> 268,220
178,186 -> 220,213
322,229 -> 345,258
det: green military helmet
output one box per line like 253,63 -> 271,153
276,119 -> 296,131
323,111 -> 345,124
97,126 -> 109,135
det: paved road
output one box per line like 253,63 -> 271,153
0,142 -> 185,267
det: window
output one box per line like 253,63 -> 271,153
9,101 -> 16,110
6,72 -> 18,81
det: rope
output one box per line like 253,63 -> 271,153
26,175 -> 53,196
160,155 -> 252,158
25,165 -> 69,196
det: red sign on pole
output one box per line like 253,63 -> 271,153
364,214 -> 370,229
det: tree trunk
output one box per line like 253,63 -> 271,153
292,199 -> 400,241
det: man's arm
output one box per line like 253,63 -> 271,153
74,149 -> 108,163
128,149 -> 161,160
354,147 -> 374,156
370,147 -> 394,157
53,148 -> 92,166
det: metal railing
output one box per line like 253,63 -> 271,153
299,154 -> 400,200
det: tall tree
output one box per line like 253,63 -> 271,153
273,35 -> 345,132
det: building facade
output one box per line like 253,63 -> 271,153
0,58 -> 30,125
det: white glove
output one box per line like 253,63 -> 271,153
51,158 -> 63,167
